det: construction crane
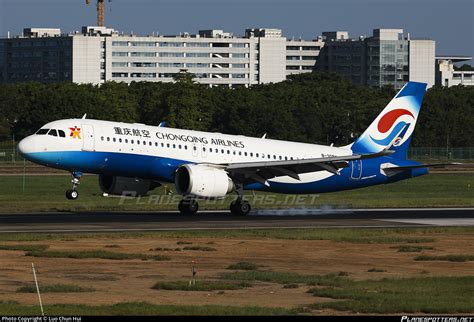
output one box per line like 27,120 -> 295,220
85,0 -> 111,27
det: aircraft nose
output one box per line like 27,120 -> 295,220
17,136 -> 35,157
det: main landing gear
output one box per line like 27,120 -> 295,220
230,198 -> 251,216
229,184 -> 251,216
65,172 -> 82,200
178,185 -> 251,216
178,198 -> 199,215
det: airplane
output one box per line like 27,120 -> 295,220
17,81 -> 452,215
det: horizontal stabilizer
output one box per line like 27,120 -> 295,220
382,162 -> 463,176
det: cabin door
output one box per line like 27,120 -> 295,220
82,124 -> 95,152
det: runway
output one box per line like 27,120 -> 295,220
0,208 -> 473,233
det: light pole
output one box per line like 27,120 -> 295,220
12,118 -> 18,164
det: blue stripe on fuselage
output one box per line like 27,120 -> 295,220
23,150 -> 428,194
23,150 -> 186,182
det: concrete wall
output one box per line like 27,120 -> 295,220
72,36 -> 102,84
258,37 -> 286,84
409,40 -> 435,88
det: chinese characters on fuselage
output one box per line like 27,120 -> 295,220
113,127 -> 245,148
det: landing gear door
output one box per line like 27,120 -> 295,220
82,124 -> 95,151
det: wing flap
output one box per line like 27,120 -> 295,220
225,149 -> 394,185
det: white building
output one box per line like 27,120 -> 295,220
436,56 -> 474,87
0,26 -> 446,89
285,37 -> 324,76
0,27 -> 291,87
318,29 -> 436,89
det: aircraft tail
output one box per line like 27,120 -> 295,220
351,82 -> 427,159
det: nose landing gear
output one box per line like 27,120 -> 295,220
65,172 -> 82,200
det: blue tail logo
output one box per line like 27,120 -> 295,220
369,108 -> 415,146
351,82 -> 427,159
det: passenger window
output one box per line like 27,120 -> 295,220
202,146 -> 205,151
48,129 -> 58,137
137,140 -> 140,145
35,129 -> 49,135
107,137 -> 110,142
256,153 -> 259,157
101,136 -> 104,141
131,139 -> 134,144
233,151 -> 236,155
125,139 -> 128,143
210,148 -> 213,152
58,130 -> 66,138
161,143 -> 164,147
227,150 -> 230,154
167,143 -> 170,148
250,152 -> 253,157
119,138 -> 122,143
155,142 -> 158,147
185,145 -> 187,150
267,154 -> 270,159
173,144 -> 176,149
113,138 -> 116,142
239,151 -> 242,156
221,149 -> 224,154
279,156 -> 282,160
143,141 -> 147,145
244,152 -> 248,156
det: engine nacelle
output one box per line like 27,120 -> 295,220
98,175 -> 160,196
175,164 -> 234,198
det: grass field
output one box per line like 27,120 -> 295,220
1,226 -> 470,243
17,284 -> 95,293
0,227 -> 472,315
0,173 -> 472,212
152,280 -> 253,291
308,276 -> 474,314
0,302 -> 296,316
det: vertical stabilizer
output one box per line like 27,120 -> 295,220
351,82 -> 427,159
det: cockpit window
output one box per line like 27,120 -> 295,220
36,129 -> 49,135
58,130 -> 66,138
48,129 -> 58,137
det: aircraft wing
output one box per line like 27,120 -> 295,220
221,149 -> 394,186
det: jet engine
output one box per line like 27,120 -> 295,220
98,175 -> 160,196
175,164 -> 234,198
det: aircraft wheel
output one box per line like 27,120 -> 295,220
178,199 -> 199,215
65,189 -> 78,200
230,200 -> 251,216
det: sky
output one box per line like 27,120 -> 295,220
0,0 -> 473,64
